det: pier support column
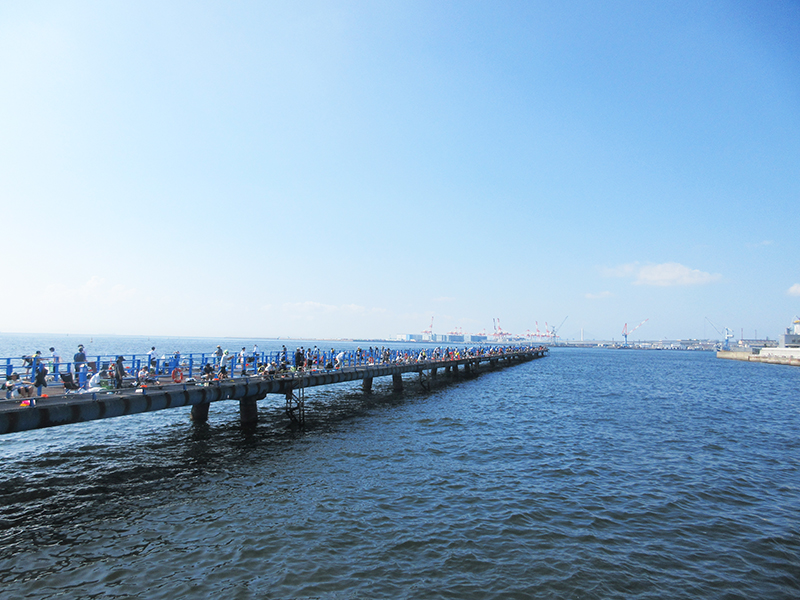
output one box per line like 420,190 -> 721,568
392,373 -> 403,391
362,377 -> 373,393
191,402 -> 210,423
285,387 -> 305,425
452,364 -> 459,374
431,368 -> 437,377
239,396 -> 258,425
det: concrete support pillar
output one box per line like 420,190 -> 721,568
239,396 -> 258,425
191,402 -> 210,423
431,368 -> 437,377
362,377 -> 373,393
452,364 -> 459,374
392,373 -> 403,391
445,365 -> 451,375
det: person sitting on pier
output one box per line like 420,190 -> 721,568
136,366 -> 159,386
87,369 -> 103,391
202,362 -> 215,382
5,373 -> 36,400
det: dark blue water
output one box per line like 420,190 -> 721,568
1,344 -> 798,598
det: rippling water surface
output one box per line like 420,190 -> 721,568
1,343 -> 799,599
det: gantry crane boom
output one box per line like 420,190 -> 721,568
622,318 -> 648,346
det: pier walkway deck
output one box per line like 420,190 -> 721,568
0,346 -> 548,435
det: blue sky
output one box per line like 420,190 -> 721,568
2,1 -> 798,341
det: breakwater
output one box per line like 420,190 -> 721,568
717,349 -> 800,366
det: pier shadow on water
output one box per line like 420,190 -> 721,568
0,369 -> 474,551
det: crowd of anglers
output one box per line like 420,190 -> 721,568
3,343 -> 548,405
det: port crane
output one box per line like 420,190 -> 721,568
621,318 -> 649,346
492,318 -> 508,341
705,317 -> 734,350
422,317 -> 434,338
549,316 -> 568,344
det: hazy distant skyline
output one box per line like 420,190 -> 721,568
2,1 -> 798,342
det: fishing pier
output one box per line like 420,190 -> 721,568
0,346 -> 548,435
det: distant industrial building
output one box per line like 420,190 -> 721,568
399,333 -> 489,343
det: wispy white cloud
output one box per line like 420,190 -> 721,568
635,263 -> 721,286
788,283 -> 800,297
604,262 -> 721,287
585,291 -> 613,299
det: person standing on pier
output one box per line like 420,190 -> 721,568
49,347 -> 60,381
220,349 -> 233,373
73,345 -> 87,375
34,360 -> 48,395
147,346 -> 157,368
114,356 -> 126,389
213,345 -> 223,365
239,347 -> 248,375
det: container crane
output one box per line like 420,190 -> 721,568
622,318 -> 648,346
422,317 -> 434,338
493,318 -> 507,341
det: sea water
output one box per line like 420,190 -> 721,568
0,337 -> 798,599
